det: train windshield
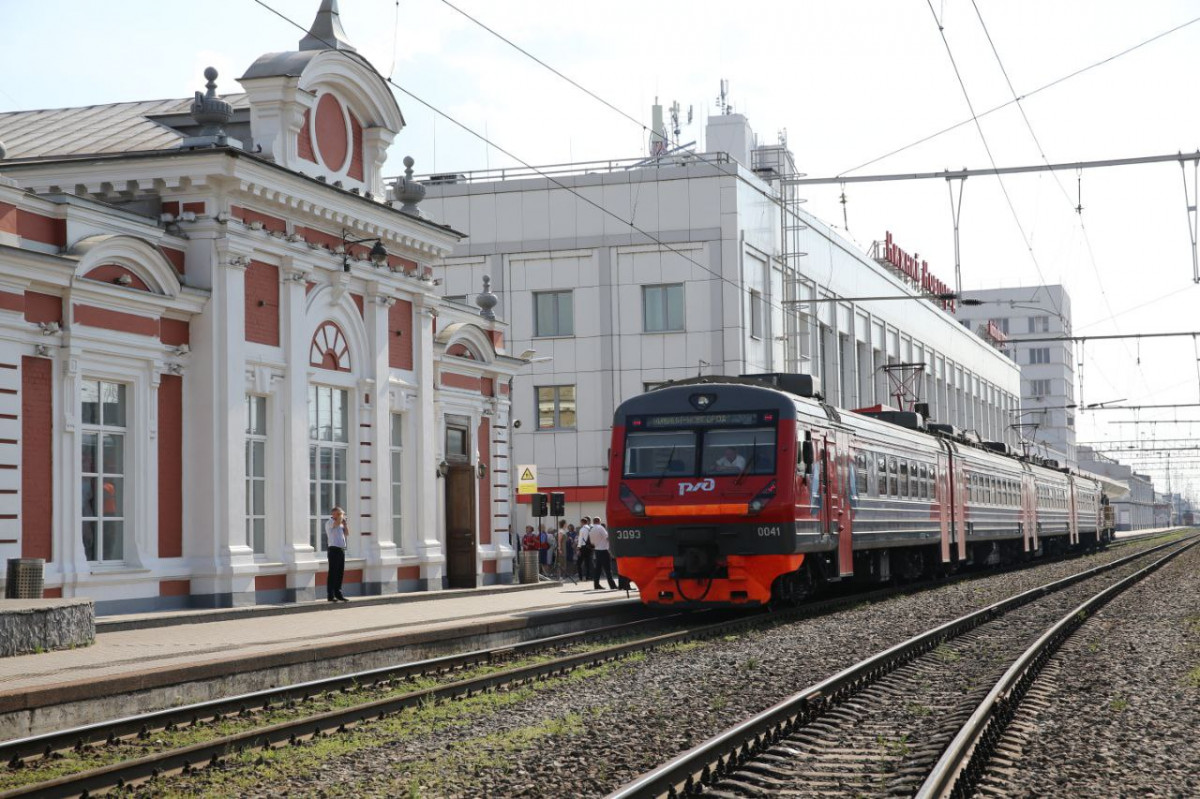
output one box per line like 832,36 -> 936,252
623,427 -> 776,478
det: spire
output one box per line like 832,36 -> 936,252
299,0 -> 357,52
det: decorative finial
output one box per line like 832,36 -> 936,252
299,0 -> 357,52
182,67 -> 242,149
475,275 -> 498,321
393,155 -> 427,217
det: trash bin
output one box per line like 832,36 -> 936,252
5,558 -> 45,599
518,551 -> 540,584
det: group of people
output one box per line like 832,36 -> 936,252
520,515 -> 619,590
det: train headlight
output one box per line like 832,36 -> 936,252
747,480 -> 778,516
620,483 -> 647,517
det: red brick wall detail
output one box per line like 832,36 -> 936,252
298,108 -> 317,163
490,329 -> 504,351
478,417 -> 491,546
499,382 -> 510,396
161,201 -> 181,217
160,246 -> 186,275
16,209 -> 65,246
74,305 -> 158,337
158,374 -> 183,558
0,291 -> 23,313
447,343 -> 475,359
25,292 -> 62,324
295,226 -> 341,250
159,579 -> 190,597
386,254 -> 419,273
244,261 -> 280,346
315,94 -> 349,171
255,574 -> 287,591
316,568 -> 362,587
21,357 -> 53,561
182,201 -> 205,215
0,202 -> 16,235
230,205 -> 286,234
398,566 -> 420,581
84,264 -> 151,291
483,560 -> 497,574
389,300 -> 413,370
352,293 -> 364,319
160,318 -> 190,347
481,378 -> 495,397
440,372 -> 481,392
43,587 -> 62,598
349,114 -> 364,181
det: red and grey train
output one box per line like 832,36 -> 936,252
606,374 -> 1112,607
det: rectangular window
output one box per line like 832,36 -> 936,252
749,289 -> 764,339
888,457 -> 899,497
643,284 -> 684,332
533,290 -> 574,337
81,381 -> 127,562
877,455 -> 887,496
1029,379 -> 1052,396
536,385 -> 576,430
245,395 -> 267,555
1029,348 -> 1051,365
899,459 -> 909,497
308,385 -> 349,551
390,413 -> 403,548
1028,315 -> 1050,333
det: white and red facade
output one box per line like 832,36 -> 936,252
0,12 -> 519,611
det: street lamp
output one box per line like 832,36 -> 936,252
340,229 -> 389,272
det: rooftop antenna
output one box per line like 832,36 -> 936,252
687,105 -> 694,125
650,97 -> 668,158
670,101 -> 681,146
717,79 -> 732,115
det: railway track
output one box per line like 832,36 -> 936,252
609,534 -> 1198,799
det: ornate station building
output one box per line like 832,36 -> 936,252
0,2 -> 519,611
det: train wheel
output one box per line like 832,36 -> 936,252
770,562 -> 816,607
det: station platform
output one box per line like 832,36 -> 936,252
0,581 -> 639,739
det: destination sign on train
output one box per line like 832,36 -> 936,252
634,412 -> 769,428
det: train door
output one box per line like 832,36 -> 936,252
833,430 -> 853,577
1021,468 -> 1037,553
937,442 -> 953,563
1067,477 -> 1079,546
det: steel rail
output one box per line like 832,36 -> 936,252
916,537 -> 1198,799
0,608 -> 680,767
605,536 -> 1194,799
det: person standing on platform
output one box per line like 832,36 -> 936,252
577,516 -> 594,581
587,517 -> 618,590
325,507 -> 349,602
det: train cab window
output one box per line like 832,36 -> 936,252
623,431 -> 696,478
877,455 -> 887,496
888,457 -> 899,497
702,429 -> 776,476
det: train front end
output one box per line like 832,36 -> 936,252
606,382 -> 806,607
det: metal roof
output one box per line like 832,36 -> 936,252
0,95 -> 249,160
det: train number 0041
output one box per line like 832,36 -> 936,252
756,526 -> 781,536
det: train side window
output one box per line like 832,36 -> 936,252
888,457 -> 898,497
899,460 -> 909,498
855,453 -> 870,496
877,455 -> 887,496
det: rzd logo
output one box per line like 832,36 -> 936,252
678,478 -> 716,496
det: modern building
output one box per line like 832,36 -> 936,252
422,110 -> 1022,526
956,284 -> 1076,467
0,1 -> 521,611
1077,446 -> 1156,530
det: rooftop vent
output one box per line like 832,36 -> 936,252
983,441 -> 1014,456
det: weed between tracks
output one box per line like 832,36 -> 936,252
146,657 -> 640,798
0,642 -> 616,793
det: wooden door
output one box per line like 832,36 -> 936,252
445,464 -> 476,588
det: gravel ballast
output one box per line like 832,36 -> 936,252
143,536 -> 1193,798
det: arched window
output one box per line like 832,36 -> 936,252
309,322 -> 351,372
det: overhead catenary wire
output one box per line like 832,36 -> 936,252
834,14 -> 1200,179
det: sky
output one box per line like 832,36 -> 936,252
3,0 -> 1200,494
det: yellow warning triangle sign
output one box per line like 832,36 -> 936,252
520,468 -> 535,481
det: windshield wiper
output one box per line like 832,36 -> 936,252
734,436 -> 757,486
655,444 -> 677,487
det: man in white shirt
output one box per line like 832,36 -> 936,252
576,516 -> 593,581
714,447 -> 747,473
585,517 -> 618,590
